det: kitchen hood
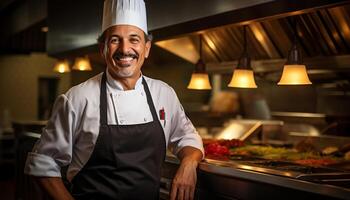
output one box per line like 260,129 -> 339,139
154,2 -> 350,86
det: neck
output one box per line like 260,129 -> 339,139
118,77 -> 139,90
109,71 -> 141,90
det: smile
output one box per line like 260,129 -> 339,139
117,56 -> 134,61
113,52 -> 139,67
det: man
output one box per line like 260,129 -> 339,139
24,0 -> 204,200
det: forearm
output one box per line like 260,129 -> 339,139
34,177 -> 74,200
177,146 -> 203,165
170,146 -> 203,200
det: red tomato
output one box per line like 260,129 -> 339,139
205,142 -> 230,156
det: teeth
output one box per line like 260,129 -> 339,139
119,57 -> 133,61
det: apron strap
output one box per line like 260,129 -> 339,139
100,72 -> 108,126
142,77 -> 159,121
142,77 -> 166,162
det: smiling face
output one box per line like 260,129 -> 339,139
101,25 -> 151,81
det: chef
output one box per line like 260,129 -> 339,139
24,0 -> 204,200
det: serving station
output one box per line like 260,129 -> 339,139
160,119 -> 350,200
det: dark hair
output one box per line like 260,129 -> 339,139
97,31 -> 153,44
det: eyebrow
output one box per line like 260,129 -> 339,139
130,34 -> 142,39
109,34 -> 141,37
109,34 -> 142,40
109,34 -> 119,38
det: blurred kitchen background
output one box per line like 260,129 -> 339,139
1,0 -> 350,199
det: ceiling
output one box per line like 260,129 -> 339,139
155,3 -> 350,87
0,20 -> 47,54
0,0 -> 47,54
156,4 -> 350,63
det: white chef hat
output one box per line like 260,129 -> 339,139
102,0 -> 148,34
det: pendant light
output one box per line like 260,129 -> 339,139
73,55 -> 93,71
228,25 -> 257,88
278,18 -> 312,85
53,59 -> 70,73
187,35 -> 212,90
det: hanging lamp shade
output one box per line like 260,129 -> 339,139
53,60 -> 70,73
278,64 -> 312,85
278,18 -> 312,85
187,59 -> 212,90
228,26 -> 257,88
187,35 -> 212,90
277,43 -> 312,85
228,56 -> 257,88
72,56 -> 92,71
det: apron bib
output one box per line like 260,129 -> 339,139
71,72 -> 166,200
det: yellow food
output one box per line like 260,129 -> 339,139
230,145 -> 336,162
344,151 -> 350,161
322,146 -> 338,155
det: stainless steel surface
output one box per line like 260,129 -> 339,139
151,0 -> 350,41
148,0 -> 274,31
154,2 -> 350,86
168,119 -> 350,198
158,3 -> 350,62
205,119 -> 285,143
165,155 -> 350,199
199,159 -> 350,199
213,120 -> 263,141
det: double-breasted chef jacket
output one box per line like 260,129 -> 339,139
24,71 -> 204,182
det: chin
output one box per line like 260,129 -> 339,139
116,70 -> 134,78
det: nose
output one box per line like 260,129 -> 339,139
118,39 -> 130,54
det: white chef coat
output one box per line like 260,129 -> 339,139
24,71 -> 204,181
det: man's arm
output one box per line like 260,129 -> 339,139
170,146 -> 203,200
25,95 -> 77,199
34,177 -> 74,200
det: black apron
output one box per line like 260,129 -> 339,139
71,72 -> 166,200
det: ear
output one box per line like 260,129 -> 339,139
99,43 -> 106,59
144,41 -> 151,58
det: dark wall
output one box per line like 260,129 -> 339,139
317,94 -> 350,116
259,81 -> 317,113
47,0 -> 103,56
220,74 -> 350,116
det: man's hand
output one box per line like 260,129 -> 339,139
35,177 -> 74,200
170,146 -> 203,200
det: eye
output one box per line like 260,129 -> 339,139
130,37 -> 140,44
109,37 -> 119,44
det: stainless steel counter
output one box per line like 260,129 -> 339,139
163,156 -> 350,200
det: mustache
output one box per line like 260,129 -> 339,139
113,51 -> 139,60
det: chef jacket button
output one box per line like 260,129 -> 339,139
120,120 -> 124,124
144,118 -> 147,122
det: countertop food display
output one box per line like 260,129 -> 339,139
203,138 -> 349,167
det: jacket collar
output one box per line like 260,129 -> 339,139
106,70 -> 143,91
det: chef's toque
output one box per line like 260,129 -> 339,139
102,0 -> 148,34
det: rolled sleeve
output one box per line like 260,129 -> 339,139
168,89 -> 204,159
174,133 -> 204,155
24,94 -> 76,177
24,152 -> 62,177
